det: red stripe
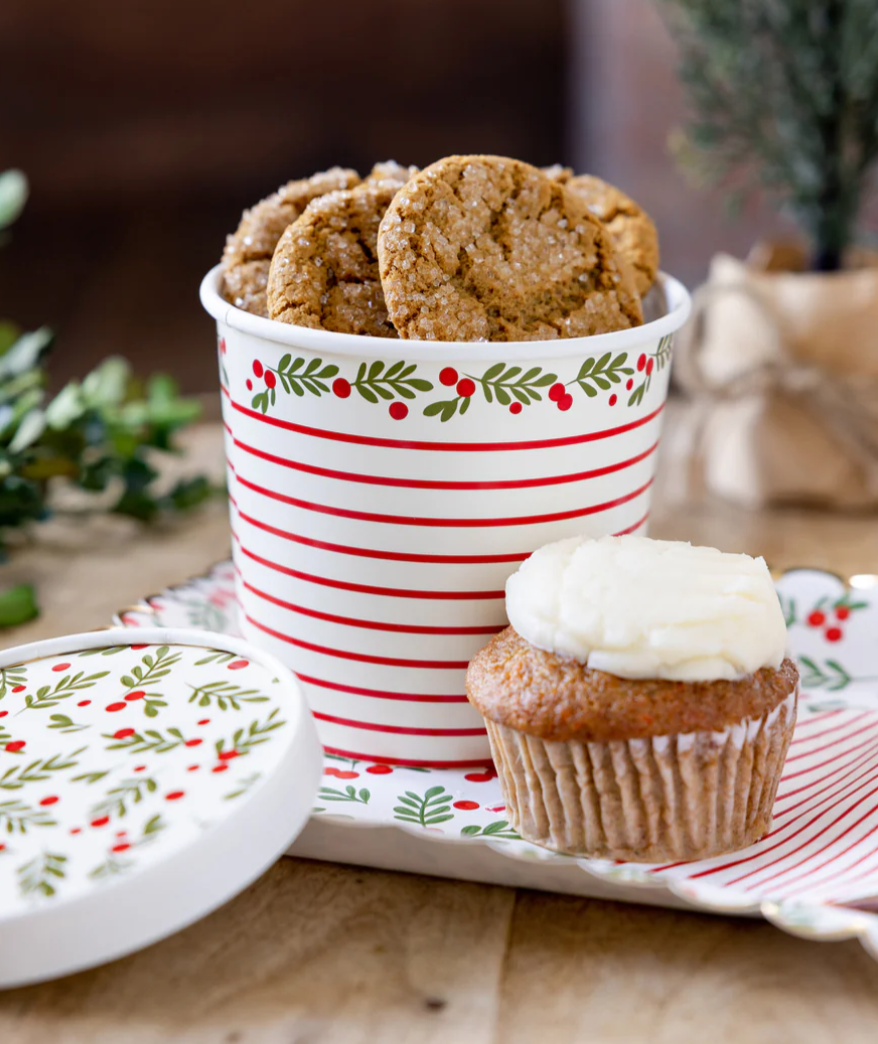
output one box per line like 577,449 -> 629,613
237,541 -> 504,600
231,396 -> 665,452
297,673 -> 468,703
775,745 -> 878,819
782,715 -> 871,763
774,731 -> 878,800
724,779 -> 878,887
223,420 -> 232,435
241,576 -> 504,636
613,511 -> 650,536
323,744 -> 493,769
243,611 -> 470,669
789,710 -> 846,744
743,785 -> 878,891
232,435 -> 658,491
238,511 -> 528,565
781,725 -> 878,781
778,813 -> 878,897
790,710 -> 844,736
313,710 -> 485,737
807,839 -> 878,896
235,472 -> 654,528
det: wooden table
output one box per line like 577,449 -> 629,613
3,414 -> 878,1042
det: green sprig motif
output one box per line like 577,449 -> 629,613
351,360 -> 433,403
252,356 -> 340,413
47,713 -> 89,733
118,645 -> 182,718
20,670 -> 109,712
185,681 -> 269,711
798,656 -> 853,692
424,364 -> 557,422
0,799 -> 56,834
89,777 -> 158,820
89,814 -> 165,880
568,353 -> 634,397
215,709 -> 286,758
0,664 -> 26,701
318,785 -> 371,805
0,750 -> 84,790
393,785 -> 455,827
18,851 -> 67,898
460,820 -> 520,841
628,336 -> 673,407
102,727 -> 190,755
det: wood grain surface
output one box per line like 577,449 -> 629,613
2,412 -> 878,1042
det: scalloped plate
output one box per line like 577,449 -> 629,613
114,563 -> 878,957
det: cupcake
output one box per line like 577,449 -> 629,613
465,536 -> 798,862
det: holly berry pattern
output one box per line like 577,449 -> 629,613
0,641 -> 291,916
235,340 -> 674,421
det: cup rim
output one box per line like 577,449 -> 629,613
200,263 -> 691,362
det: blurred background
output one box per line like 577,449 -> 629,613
0,0 -> 793,392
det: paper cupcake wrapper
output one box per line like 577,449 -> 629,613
486,690 -> 797,862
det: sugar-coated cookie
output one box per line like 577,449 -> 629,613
267,179 -> 409,337
221,167 -> 360,316
365,160 -> 419,185
377,155 -> 643,342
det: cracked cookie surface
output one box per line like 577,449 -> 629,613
221,167 -> 360,317
377,155 -> 643,342
563,174 -> 659,297
267,179 -> 407,337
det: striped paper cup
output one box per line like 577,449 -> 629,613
200,266 -> 691,766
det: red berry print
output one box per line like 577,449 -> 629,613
366,764 -> 393,775
456,378 -> 476,398
39,796 -> 59,807
5,741 -> 25,753
389,401 -> 408,421
825,627 -> 843,642
0,843 -> 5,851
0,711 -> 6,719
106,702 -> 127,713
626,378 -> 634,391
115,831 -> 127,838
131,644 -> 148,650
165,791 -> 185,802
91,816 -> 110,828
114,728 -> 136,740
324,767 -> 358,779
245,379 -> 253,391
125,691 -> 146,702
133,765 -> 147,773
77,700 -> 91,707
609,394 -> 617,406
187,764 -> 200,772
646,358 -> 654,376
218,750 -> 240,761
185,738 -> 203,748
212,764 -> 229,773
808,611 -> 826,627
265,370 -> 276,389
637,354 -> 646,372
227,660 -> 249,670
70,828 -> 82,835
11,685 -> 25,693
836,606 -> 851,621
548,382 -> 565,402
111,843 -> 132,853
219,338 -> 227,355
487,805 -> 506,813
52,663 -> 71,672
332,377 -> 352,398
464,769 -> 497,783
197,719 -> 211,726
252,360 -> 264,378
558,393 -> 574,412
439,367 -> 459,387
453,800 -> 479,810
509,402 -> 523,415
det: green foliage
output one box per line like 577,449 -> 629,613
0,171 -> 212,626
665,0 -> 878,269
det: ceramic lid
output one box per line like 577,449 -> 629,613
0,627 -> 322,988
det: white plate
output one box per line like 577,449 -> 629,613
0,628 -> 321,988
115,564 -> 878,960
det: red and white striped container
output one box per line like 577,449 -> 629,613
201,266 -> 691,766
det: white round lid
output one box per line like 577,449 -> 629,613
0,627 -> 322,988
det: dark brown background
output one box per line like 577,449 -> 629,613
0,0 -> 789,391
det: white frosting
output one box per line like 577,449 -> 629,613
505,535 -> 787,682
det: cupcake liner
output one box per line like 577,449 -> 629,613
486,690 -> 797,862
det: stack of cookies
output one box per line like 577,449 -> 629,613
220,155 -> 660,343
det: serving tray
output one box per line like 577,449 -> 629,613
114,561 -> 878,958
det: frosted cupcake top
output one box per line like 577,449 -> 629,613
505,535 -> 787,682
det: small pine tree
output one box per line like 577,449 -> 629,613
665,0 -> 878,271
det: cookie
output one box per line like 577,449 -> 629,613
365,160 -> 419,185
541,164 -> 572,183
563,174 -> 659,296
221,167 -> 360,316
267,180 -> 406,337
377,155 -> 643,342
